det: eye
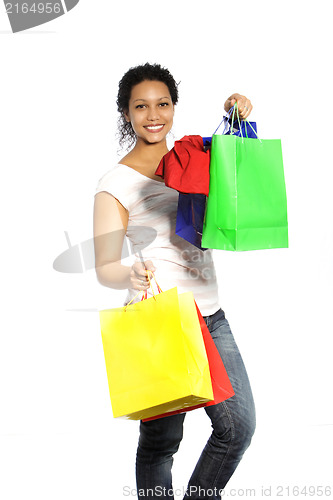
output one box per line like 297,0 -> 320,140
135,104 -> 146,109
159,102 -> 169,107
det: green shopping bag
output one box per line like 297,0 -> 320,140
201,107 -> 288,251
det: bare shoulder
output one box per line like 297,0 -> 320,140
118,152 -> 163,181
119,151 -> 139,169
119,153 -> 129,165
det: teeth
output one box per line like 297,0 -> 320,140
146,125 -> 163,130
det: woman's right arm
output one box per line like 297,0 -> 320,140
93,191 -> 155,290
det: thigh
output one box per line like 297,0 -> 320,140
204,314 -> 256,439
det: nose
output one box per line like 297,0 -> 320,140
147,106 -> 160,121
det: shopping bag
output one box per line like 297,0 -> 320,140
175,193 -> 208,250
194,304 -> 235,406
143,303 -> 235,421
174,113 -> 258,250
100,285 -> 214,420
202,104 -> 288,251
202,119 -> 258,147
155,135 -> 211,195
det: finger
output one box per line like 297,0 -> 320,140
135,270 -> 149,281
144,260 -> 156,273
133,260 -> 155,278
132,264 -> 149,280
137,278 -> 149,289
242,102 -> 253,120
224,97 -> 236,113
133,260 -> 146,272
235,98 -> 246,115
237,99 -> 252,120
227,93 -> 242,103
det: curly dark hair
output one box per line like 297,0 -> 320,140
116,63 -> 179,149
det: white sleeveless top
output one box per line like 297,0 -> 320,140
95,164 -> 220,316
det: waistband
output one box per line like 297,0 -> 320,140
203,307 -> 225,323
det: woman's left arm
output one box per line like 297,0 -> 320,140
224,93 -> 253,121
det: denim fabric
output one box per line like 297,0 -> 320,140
135,309 -> 256,500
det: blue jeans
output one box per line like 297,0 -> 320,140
135,308 -> 256,500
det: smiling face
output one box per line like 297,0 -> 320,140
124,80 -> 175,146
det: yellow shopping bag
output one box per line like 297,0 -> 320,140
99,286 -> 213,420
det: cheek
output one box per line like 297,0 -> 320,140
127,113 -> 141,130
168,114 -> 174,129
164,108 -> 174,124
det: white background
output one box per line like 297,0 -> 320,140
1,0 -> 332,498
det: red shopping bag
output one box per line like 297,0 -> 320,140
143,303 -> 234,421
155,135 -> 210,196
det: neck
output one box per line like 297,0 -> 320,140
131,138 -> 169,165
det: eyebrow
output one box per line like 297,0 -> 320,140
133,96 -> 171,103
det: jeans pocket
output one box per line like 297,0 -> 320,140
209,317 -> 232,339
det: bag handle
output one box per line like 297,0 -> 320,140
212,102 -> 262,143
230,102 -> 243,140
231,103 -> 262,143
143,271 -> 163,299
124,272 -> 163,310
244,119 -> 261,142
144,270 -> 162,298
212,103 -> 243,138
212,105 -> 234,135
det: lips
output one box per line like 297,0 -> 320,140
144,124 -> 165,133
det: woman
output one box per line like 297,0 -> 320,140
94,63 -> 256,500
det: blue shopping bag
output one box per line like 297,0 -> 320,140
176,193 -> 208,250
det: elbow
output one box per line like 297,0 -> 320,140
94,257 -> 129,290
94,260 -> 107,286
94,261 -> 122,289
